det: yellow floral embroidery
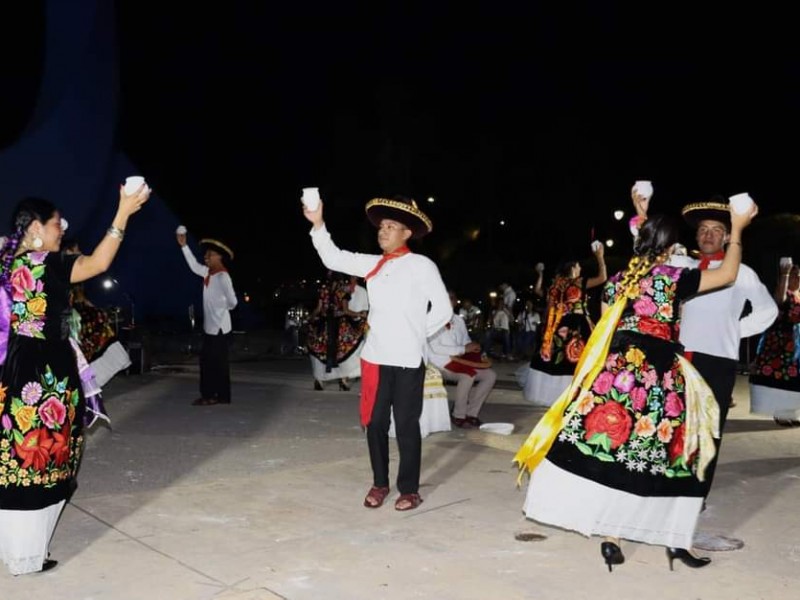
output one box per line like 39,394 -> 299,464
14,405 -> 37,433
26,296 -> 47,317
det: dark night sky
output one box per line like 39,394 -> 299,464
4,2 -> 800,306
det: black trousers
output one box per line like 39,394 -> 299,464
366,362 -> 425,494
200,331 -> 231,402
690,352 -> 738,498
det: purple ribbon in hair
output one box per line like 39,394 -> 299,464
0,287 -> 10,365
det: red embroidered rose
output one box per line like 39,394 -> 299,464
584,402 -> 632,450
637,317 -> 671,340
565,338 -> 585,363
668,423 -> 696,465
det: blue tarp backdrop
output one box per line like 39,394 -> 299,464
0,1 -> 200,326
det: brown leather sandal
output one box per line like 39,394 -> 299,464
395,493 -> 423,511
363,486 -> 390,508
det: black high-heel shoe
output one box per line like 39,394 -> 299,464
41,558 -> 58,572
339,380 -> 350,391
666,547 -> 711,571
600,541 -> 625,572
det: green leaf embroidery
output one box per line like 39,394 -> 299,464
587,432 -> 612,453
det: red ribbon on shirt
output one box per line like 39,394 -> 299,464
364,246 -> 410,282
697,250 -> 725,271
204,267 -> 228,287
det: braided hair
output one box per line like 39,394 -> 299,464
0,197 -> 58,297
618,214 -> 681,295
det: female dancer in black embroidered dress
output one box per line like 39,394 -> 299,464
515,204 -> 757,572
0,184 -> 149,575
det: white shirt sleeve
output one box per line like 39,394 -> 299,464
219,272 -> 238,311
422,259 -> 453,338
309,224 -> 382,277
738,264 -> 778,338
181,245 -> 208,278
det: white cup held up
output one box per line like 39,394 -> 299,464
124,175 -> 146,195
301,187 -> 321,211
633,180 -> 653,200
728,192 -> 754,215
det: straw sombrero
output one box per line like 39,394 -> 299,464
365,197 -> 433,239
681,201 -> 730,230
200,238 -> 234,260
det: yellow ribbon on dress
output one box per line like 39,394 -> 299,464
676,354 -> 720,482
513,293 -> 628,485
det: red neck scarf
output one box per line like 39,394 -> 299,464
697,250 -> 725,270
204,267 -> 228,287
364,245 -> 410,281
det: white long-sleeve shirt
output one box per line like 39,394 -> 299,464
181,245 -> 238,335
310,224 -> 452,368
348,285 -> 369,313
427,314 -> 471,370
673,256 -> 778,360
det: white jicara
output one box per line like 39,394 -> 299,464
728,192 -> 754,215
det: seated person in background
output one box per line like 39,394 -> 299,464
428,290 -> 497,429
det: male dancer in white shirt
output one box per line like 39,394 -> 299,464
303,195 -> 451,511
632,191 -> 777,549
176,234 -> 238,406
428,290 -> 497,428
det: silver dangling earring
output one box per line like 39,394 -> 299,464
32,236 -> 44,249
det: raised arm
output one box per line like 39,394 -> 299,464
71,183 -> 151,283
533,263 -> 545,298
303,198 -> 380,277
774,261 -> 793,304
697,202 -> 758,293
177,233 -> 208,277
629,186 -> 651,241
585,243 -> 608,289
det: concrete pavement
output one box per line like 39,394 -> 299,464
2,352 -> 799,599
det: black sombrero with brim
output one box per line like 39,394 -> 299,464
200,238 -> 234,260
365,198 -> 433,239
681,202 -> 731,229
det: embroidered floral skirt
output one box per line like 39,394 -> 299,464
0,335 -> 85,511
305,315 -> 367,371
523,331 -> 706,547
749,302 -> 800,416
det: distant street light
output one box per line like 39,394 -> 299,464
614,210 -> 625,220
102,277 -> 136,327
499,220 -> 505,226
427,196 -> 435,203
606,239 -> 615,248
